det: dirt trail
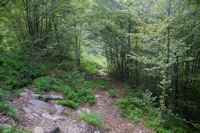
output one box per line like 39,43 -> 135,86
2,69 -> 153,133
72,69 -> 153,133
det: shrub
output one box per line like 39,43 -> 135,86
108,90 -> 117,98
33,76 -> 63,94
16,89 -> 25,97
0,54 -> 30,90
76,111 -> 104,131
57,100 -> 79,109
0,52 -> 47,91
66,88 -> 96,106
78,60 -> 102,75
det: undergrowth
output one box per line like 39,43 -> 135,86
108,90 -> 117,98
116,88 -> 197,133
76,111 -> 104,131
0,89 -> 16,118
57,100 -> 79,109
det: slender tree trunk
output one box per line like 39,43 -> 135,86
160,0 -> 171,124
174,52 -> 179,110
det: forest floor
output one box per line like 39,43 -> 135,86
1,70 -> 153,133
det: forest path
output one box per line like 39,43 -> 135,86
6,69 -> 152,133
70,69 -> 152,133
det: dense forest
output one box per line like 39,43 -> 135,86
0,0 -> 200,133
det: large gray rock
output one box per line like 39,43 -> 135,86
22,99 -> 53,114
29,100 -> 52,110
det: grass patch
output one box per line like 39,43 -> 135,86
0,125 -> 31,133
57,100 -> 79,109
65,110 -> 69,116
108,90 -> 117,98
76,111 -> 104,131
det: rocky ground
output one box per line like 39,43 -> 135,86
0,70 -> 153,133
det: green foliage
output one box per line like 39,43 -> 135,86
108,90 -> 117,98
33,69 -> 96,107
15,89 -> 25,97
0,89 -> 16,118
58,61 -> 76,72
0,54 -> 30,90
66,88 -> 96,106
33,76 -> 63,94
65,110 -> 69,116
0,52 -> 48,91
57,100 -> 79,109
0,125 -> 31,133
76,111 -> 104,131
78,60 -> 102,75
116,89 -> 194,133
85,78 -> 110,90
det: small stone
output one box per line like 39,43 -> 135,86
49,94 -> 63,100
20,92 -> 29,98
95,95 -> 100,98
81,108 -> 91,114
77,110 -> 82,114
33,126 -> 44,133
42,94 -> 63,100
31,94 -> 40,99
80,124 -> 85,128
54,105 -> 65,114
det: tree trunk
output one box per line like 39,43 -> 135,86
160,0 -> 171,124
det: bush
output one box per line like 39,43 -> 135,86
78,60 -> 102,75
57,100 -> 79,109
33,76 -> 63,94
76,111 -> 104,131
0,54 -> 30,90
0,51 -> 49,91
66,88 -> 96,107
108,90 -> 117,98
